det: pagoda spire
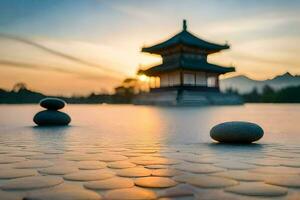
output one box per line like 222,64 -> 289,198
183,19 -> 187,31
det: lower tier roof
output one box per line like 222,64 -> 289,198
143,60 -> 235,76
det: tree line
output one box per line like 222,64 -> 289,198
227,85 -> 300,103
1,83 -> 300,104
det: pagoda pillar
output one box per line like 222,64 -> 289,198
216,76 -> 220,89
180,70 -> 183,86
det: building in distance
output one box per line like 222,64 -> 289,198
133,20 -> 242,105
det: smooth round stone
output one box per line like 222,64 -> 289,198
40,97 -> 66,110
14,160 -> 54,168
0,156 -> 25,164
177,154 -> 217,164
175,163 -> 225,174
64,170 -> 115,181
244,159 -> 281,166
10,151 -> 39,157
42,150 -> 64,154
64,154 -> 96,161
84,177 -> 134,190
24,184 -> 102,200
225,182 -> 288,197
210,121 -> 264,143
0,164 -> 12,170
0,190 -> 22,200
85,149 -> 103,154
288,193 -> 300,200
134,177 -> 178,188
121,152 -> 144,157
116,167 -> 152,177
104,187 -> 157,200
130,156 -> 179,165
77,161 -> 107,170
38,166 -> 78,175
267,152 -> 295,159
174,174 -> 196,182
252,166 -> 300,175
0,169 -> 37,179
0,169 -> 38,179
281,160 -> 300,168
195,190 -> 240,200
97,154 -> 128,162
1,176 -> 63,190
107,161 -> 136,169
152,169 -> 182,177
265,175 -> 300,188
130,149 -> 157,154
145,165 -> 169,169
157,184 -> 195,198
214,161 -> 255,170
184,156 -> 217,164
28,154 -> 58,160
175,174 -> 238,188
213,170 -> 265,182
33,110 -> 71,126
110,148 -> 131,152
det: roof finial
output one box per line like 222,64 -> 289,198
183,19 -> 187,31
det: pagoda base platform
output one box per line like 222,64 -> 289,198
133,89 -> 243,106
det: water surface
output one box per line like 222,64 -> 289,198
1,104 -> 299,144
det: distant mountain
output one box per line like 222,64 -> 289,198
220,72 -> 300,94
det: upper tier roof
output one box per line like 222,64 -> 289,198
142,20 -> 229,54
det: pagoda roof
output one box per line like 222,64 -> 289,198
143,59 -> 235,76
142,20 -> 229,54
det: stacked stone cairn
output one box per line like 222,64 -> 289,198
33,98 -> 71,126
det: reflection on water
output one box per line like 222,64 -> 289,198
0,104 -> 299,199
31,126 -> 70,152
207,143 -> 264,152
1,104 -> 300,145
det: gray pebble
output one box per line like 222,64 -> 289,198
40,98 -> 65,110
33,110 -> 71,126
210,121 -> 264,143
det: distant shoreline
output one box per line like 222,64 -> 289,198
1,84 -> 300,104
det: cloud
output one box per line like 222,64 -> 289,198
0,60 -> 120,81
232,53 -> 300,68
0,33 -> 126,78
202,13 -> 300,37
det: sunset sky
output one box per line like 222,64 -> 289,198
0,0 -> 300,95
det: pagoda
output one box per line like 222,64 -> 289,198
134,20 -> 242,105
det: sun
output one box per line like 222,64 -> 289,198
138,74 -> 150,82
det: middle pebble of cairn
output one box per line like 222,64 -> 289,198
33,98 -> 71,126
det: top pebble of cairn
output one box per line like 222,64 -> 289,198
40,98 -> 65,110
